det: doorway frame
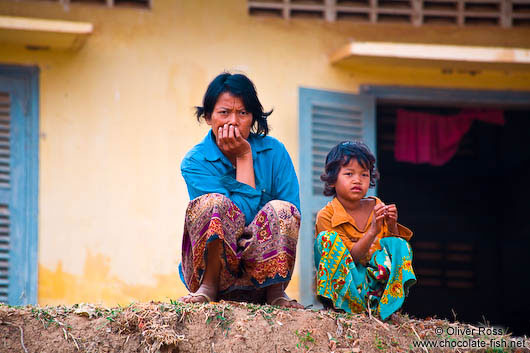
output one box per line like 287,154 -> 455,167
360,85 -> 530,109
299,83 -> 530,306
362,83 -> 530,327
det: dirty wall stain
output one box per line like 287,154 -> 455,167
39,250 -> 187,306
38,250 -> 302,305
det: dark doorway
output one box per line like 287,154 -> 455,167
377,104 -> 530,336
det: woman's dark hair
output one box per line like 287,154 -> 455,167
320,141 -> 380,196
194,72 -> 272,136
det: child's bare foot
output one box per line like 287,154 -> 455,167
179,284 -> 217,304
266,283 -> 304,309
389,310 -> 403,324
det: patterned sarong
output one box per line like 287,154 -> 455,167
314,231 -> 416,320
179,193 -> 300,302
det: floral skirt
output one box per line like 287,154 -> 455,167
314,231 -> 416,320
179,193 -> 300,302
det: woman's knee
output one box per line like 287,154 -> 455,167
265,200 -> 300,220
195,193 -> 230,204
187,193 -> 232,211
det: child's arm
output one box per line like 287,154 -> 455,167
349,203 -> 386,263
385,204 -> 399,234
384,204 -> 413,240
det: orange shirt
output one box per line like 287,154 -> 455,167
315,196 -> 413,264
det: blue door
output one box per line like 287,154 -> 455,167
0,65 -> 39,305
298,87 -> 375,306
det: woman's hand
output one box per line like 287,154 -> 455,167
216,124 -> 251,163
216,123 -> 255,188
384,204 -> 399,234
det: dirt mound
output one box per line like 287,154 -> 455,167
0,302 -> 527,353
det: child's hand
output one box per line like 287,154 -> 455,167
369,202 -> 386,237
384,204 -> 399,234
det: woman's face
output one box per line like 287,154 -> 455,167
206,92 -> 253,140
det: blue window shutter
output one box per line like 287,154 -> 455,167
298,87 -> 375,305
0,66 -> 39,305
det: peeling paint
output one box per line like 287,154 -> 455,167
39,251 -> 187,306
38,251 -> 301,305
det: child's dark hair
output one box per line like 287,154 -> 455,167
194,72 -> 272,136
320,141 -> 379,196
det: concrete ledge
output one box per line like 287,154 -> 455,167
0,15 -> 93,51
330,41 -> 530,71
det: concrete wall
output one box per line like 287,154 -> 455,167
0,0 -> 529,305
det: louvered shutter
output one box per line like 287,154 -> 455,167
249,0 -> 528,27
0,67 -> 39,306
298,88 -> 375,305
0,94 -> 10,303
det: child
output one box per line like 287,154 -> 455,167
314,141 -> 416,320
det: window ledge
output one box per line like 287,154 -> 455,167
330,41 -> 530,71
0,16 -> 93,51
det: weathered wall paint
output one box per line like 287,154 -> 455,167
38,252 -> 181,305
0,0 -> 528,306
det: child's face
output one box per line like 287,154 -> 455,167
332,158 -> 370,203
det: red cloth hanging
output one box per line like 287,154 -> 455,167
394,109 -> 505,166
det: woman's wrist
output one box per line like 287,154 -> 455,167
235,150 -> 252,162
235,152 -> 253,169
235,150 -> 255,188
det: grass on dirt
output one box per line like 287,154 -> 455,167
0,301 -> 527,353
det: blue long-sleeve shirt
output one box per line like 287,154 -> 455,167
181,130 -> 300,225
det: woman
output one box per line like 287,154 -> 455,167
179,72 -> 303,308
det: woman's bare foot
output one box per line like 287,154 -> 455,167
266,283 -> 304,309
180,239 -> 221,304
179,283 -> 217,304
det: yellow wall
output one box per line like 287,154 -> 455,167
0,0 -> 529,306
